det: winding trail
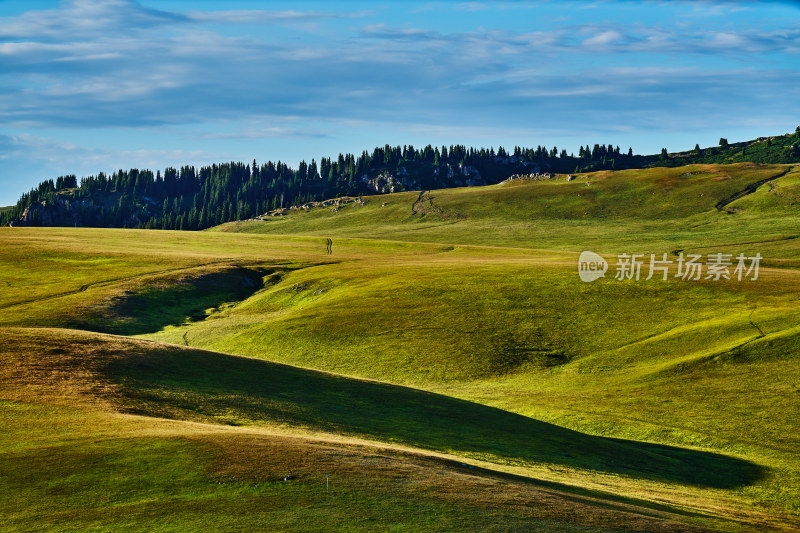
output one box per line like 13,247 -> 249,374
715,166 -> 794,211
411,190 -> 430,215
411,190 -> 466,220
748,309 -> 766,338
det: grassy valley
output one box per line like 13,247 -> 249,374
1,163 -> 799,531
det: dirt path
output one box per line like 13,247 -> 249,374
411,190 -> 430,215
715,166 -> 794,211
411,190 -> 466,219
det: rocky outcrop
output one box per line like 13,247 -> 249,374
499,171 -> 555,184
434,162 -> 485,187
361,171 -> 406,194
262,196 -> 367,217
10,195 -> 93,227
8,192 -> 148,228
356,160 -> 501,192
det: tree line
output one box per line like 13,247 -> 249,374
4,131 -> 799,230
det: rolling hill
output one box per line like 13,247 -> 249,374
1,162 -> 799,531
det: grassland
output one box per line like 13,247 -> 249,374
1,163 -> 799,531
219,163 -> 800,257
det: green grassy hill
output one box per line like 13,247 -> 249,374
219,163 -> 800,255
1,327 -> 734,532
666,131 -> 800,167
1,162 -> 799,531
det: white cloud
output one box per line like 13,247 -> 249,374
198,126 -> 331,141
0,0 -> 185,41
1,0 -> 799,204
582,30 -> 623,47
187,9 -> 361,24
3,132 -> 219,167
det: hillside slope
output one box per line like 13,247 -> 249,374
1,327 -> 734,532
1,163 -> 799,530
219,163 -> 800,255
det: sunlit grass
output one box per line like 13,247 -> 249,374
1,163 -> 799,531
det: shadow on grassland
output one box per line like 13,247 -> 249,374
67,265 -> 272,335
101,338 -> 763,490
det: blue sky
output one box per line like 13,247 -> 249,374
1,0 -> 799,205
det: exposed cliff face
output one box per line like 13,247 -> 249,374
8,193 -> 149,228
11,195 -> 90,227
434,162 -> 486,187
357,158 -> 541,194
361,171 -> 409,194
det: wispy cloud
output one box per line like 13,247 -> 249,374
1,0 -> 799,203
2,0 -> 798,128
0,0 -> 185,41
582,29 -> 624,47
0,131 -> 228,204
1,132 -> 221,167
198,126 -> 331,141
187,9 -> 363,25
360,24 -> 441,41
